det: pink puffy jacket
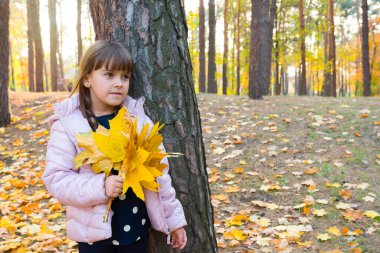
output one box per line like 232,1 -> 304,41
43,94 -> 187,243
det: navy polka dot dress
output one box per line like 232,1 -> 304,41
78,113 -> 151,247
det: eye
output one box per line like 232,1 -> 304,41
105,72 -> 113,77
122,75 -> 130,81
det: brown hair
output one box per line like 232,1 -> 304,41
70,40 -> 134,131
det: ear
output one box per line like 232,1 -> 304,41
83,74 -> 91,88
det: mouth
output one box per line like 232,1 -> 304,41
110,92 -> 123,96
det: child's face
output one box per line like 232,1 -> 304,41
85,66 -> 130,116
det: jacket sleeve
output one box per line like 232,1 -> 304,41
144,115 -> 187,232
43,119 -> 109,208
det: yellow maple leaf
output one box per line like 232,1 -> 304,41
317,233 -> 331,241
327,226 -> 341,236
313,209 -> 327,217
364,210 -> 380,219
74,106 -> 171,222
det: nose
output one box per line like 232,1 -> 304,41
114,76 -> 123,87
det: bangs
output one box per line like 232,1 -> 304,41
92,43 -> 133,73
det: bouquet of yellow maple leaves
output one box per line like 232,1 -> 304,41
73,106 -> 170,222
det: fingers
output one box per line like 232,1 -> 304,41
171,230 -> 187,249
105,176 -> 124,197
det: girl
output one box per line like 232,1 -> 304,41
43,40 -> 187,253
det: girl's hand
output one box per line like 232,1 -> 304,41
170,227 -> 187,249
105,175 -> 123,198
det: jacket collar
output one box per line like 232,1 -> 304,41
53,93 -> 145,118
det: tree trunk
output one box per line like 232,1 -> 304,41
32,0 -> 44,92
274,4 -> 280,96
49,0 -> 59,91
57,1 -> 65,90
9,42 -> 15,91
249,0 -> 276,99
236,0 -> 241,95
77,0 -> 83,66
298,0 -> 307,95
198,0 -> 206,93
207,0 -> 217,93
222,0 -> 229,95
249,0 -> 262,99
0,0 -> 11,127
89,1 -> 218,252
26,0 -> 35,92
361,0 -> 371,96
329,0 -> 337,97
355,0 -> 361,96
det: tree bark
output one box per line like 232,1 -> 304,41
89,1 -> 218,252
32,0 -> 44,92
49,0 -> 59,91
27,0 -> 35,92
298,0 -> 307,95
57,0 -> 65,90
236,0 -> 241,95
9,43 -> 15,91
0,0 -> 11,127
249,0 -> 262,99
77,0 -> 83,66
329,0 -> 337,97
198,0 -> 206,93
274,2 -> 280,96
222,0 -> 229,95
207,0 -> 217,93
361,0 -> 371,96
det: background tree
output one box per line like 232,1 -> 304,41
236,0 -> 241,95
77,0 -> 83,67
222,0 -> 229,95
26,0 -> 35,92
298,0 -> 307,95
323,0 -> 337,97
199,0 -> 206,93
249,0 -> 276,99
361,0 -> 371,96
89,1 -> 218,252
207,0 -> 217,93
49,0 -> 59,91
0,0 -> 11,127
31,0 -> 44,92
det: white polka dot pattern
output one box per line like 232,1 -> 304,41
112,240 -> 119,245
132,206 -> 138,214
124,225 -> 131,232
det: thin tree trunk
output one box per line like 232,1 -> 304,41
199,0 -> 206,93
44,61 -> 49,91
249,0 -> 275,99
27,0 -> 35,92
49,0 -> 58,91
207,0 -> 217,93
77,0 -> 83,66
236,0 -> 241,95
361,0 -> 371,96
89,1 -> 218,252
355,0 -> 361,96
32,0 -> 44,92
298,0 -> 307,95
329,0 -> 337,97
57,1 -> 65,90
249,0 -> 263,99
9,42 -> 15,91
0,0 -> 11,127
274,4 -> 280,96
222,0 -> 229,95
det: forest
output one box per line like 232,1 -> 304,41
0,0 -> 379,253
